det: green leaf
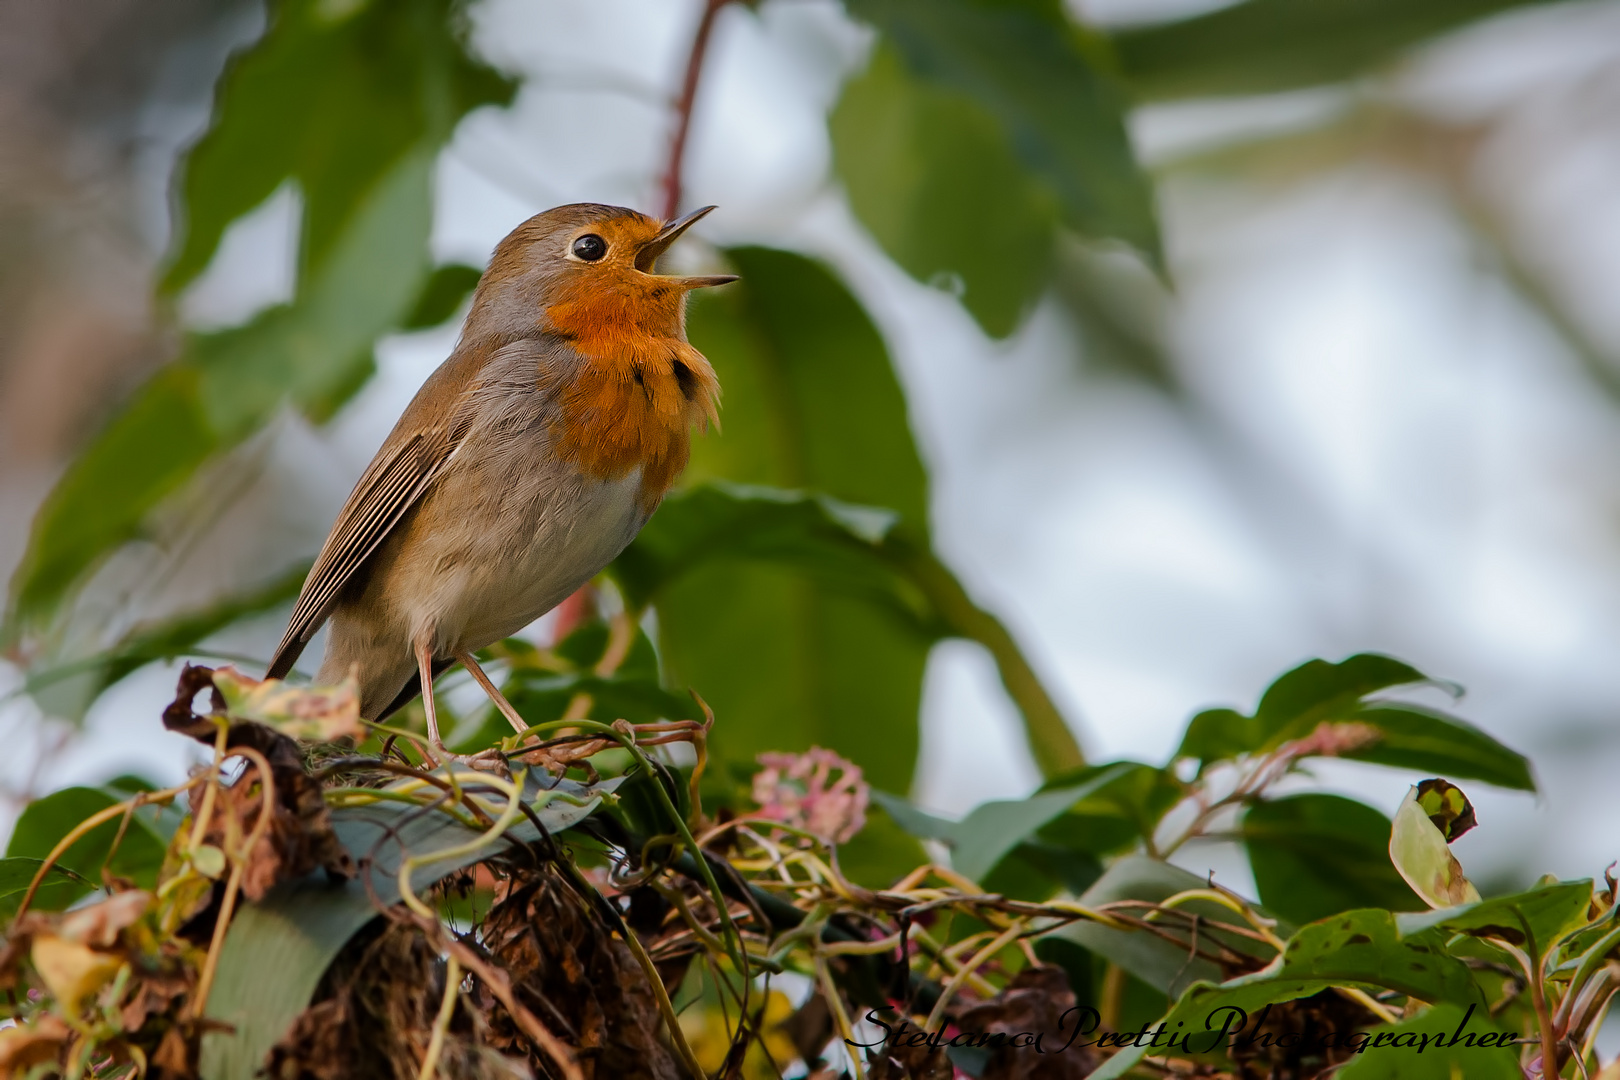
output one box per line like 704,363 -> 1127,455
164,0 -> 515,292
870,765 -> 1139,885
6,0 -> 515,643
1177,707 -> 1267,763
5,786 -> 168,901
869,789 -> 956,842
1052,855 -> 1284,997
685,248 -> 930,525
983,840 -> 1103,900
402,263 -> 483,329
1341,705 -> 1534,791
612,483 -> 910,613
1173,654 -> 1532,792
831,44 -> 1055,337
1251,654 -> 1429,741
660,249 -> 1083,778
643,249 -> 931,793
950,762 -> 1139,882
0,858 -> 92,920
1243,794 -> 1422,925
5,367 -> 218,643
1334,1002 -> 1523,1079
1091,909 -> 1486,1078
1396,879 -> 1594,951
845,0 -> 1158,261
20,565 -> 309,723
200,770 -> 615,1080
837,804 -> 930,891
1035,760 -> 1184,856
1390,785 -> 1479,908
1113,0 -> 1568,102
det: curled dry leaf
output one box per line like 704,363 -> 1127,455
165,666 -> 355,902
0,1014 -> 71,1073
26,890 -> 151,1017
57,888 -> 151,947
212,664 -> 364,743
1391,783 -> 1480,909
30,935 -> 124,1016
957,965 -> 1098,1080
1415,777 -> 1478,842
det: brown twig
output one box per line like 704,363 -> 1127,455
660,0 -> 735,220
441,936 -> 584,1080
189,747 -> 277,1021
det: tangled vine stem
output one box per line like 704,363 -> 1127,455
660,0 -> 736,221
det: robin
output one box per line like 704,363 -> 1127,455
265,203 -> 735,765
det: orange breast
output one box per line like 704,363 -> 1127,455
543,273 -> 720,513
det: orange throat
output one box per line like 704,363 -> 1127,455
543,277 -> 721,513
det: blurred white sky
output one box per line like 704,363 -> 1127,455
5,0 -> 1620,899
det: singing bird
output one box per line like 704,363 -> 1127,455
265,203 -> 735,764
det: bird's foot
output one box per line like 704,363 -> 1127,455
425,743 -> 512,779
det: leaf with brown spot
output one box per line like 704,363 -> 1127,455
1416,778 -> 1477,842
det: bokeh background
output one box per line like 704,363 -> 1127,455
4,0 -> 1620,910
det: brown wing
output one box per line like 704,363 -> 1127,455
265,431 -> 448,679
264,339 -> 499,679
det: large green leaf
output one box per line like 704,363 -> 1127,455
844,0 -> 1158,259
5,786 -> 169,904
1243,794 -> 1422,925
1052,855 -> 1285,998
651,248 -> 972,792
872,762 -> 1138,883
200,770 -> 615,1080
1174,654 -> 1533,791
19,565 -> 309,723
164,0 -> 515,291
1346,704 -> 1534,791
5,0 -> 515,643
618,483 -> 1083,783
831,45 -> 1055,337
685,248 -> 929,524
1333,1002 -> 1522,1079
612,483 -> 914,615
0,859 -> 93,920
1113,0 -> 1571,102
1396,879 -> 1594,951
632,248 -> 1083,775
1091,909 -> 1486,1078
1035,760 -> 1184,856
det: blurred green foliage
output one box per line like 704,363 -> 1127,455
4,0 -> 514,643
2,0 -> 1606,1071
2,0 -> 1581,791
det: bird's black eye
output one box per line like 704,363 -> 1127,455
572,234 -> 607,262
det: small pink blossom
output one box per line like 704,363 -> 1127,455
750,747 -> 869,843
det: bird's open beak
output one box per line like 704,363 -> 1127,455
636,204 -> 738,288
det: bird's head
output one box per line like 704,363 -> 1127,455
468,203 -> 736,344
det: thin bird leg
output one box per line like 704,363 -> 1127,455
418,642 -> 510,774
416,640 -> 452,761
453,649 -> 529,734
454,649 -> 567,775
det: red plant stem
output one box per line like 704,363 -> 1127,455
660,0 -> 733,220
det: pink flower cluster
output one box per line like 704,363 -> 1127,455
750,747 -> 870,844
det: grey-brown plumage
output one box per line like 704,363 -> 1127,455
266,202 -> 734,762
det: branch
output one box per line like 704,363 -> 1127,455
661,0 -> 735,220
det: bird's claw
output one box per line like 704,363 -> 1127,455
426,743 -> 512,779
